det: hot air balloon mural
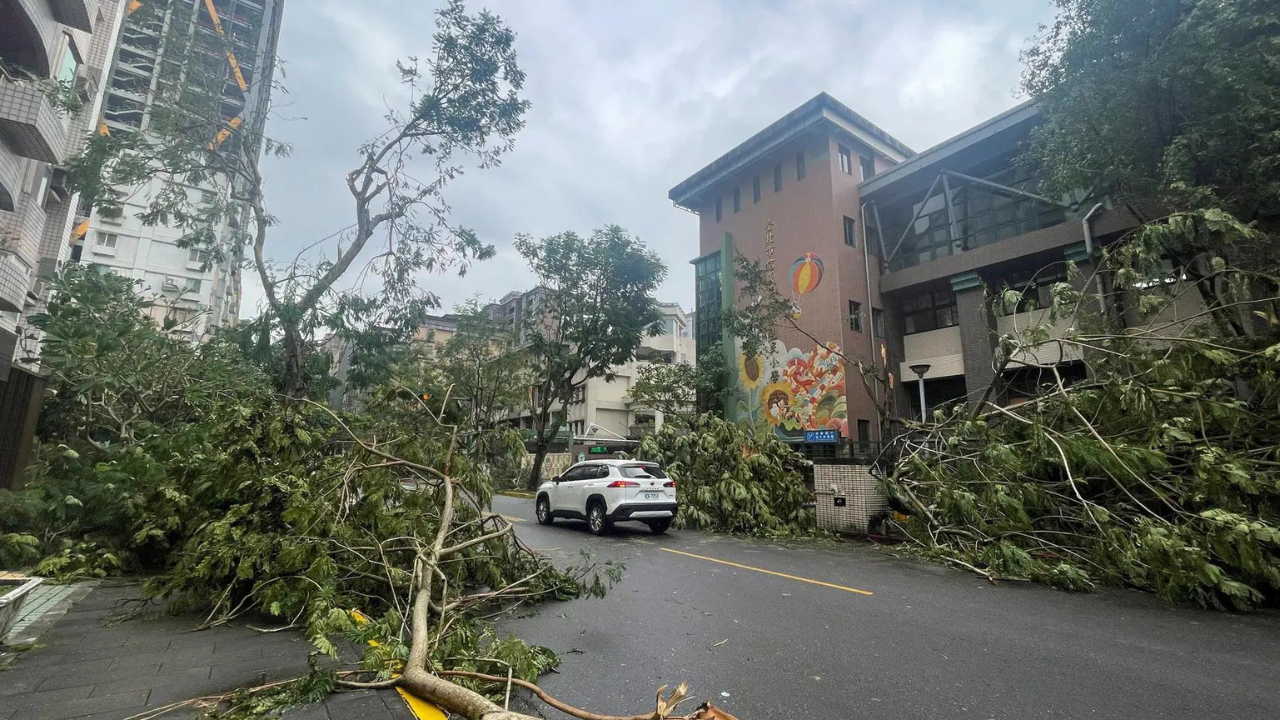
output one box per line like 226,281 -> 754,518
790,253 -> 824,295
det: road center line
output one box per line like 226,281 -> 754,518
660,548 -> 874,596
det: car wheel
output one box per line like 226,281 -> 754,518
647,518 -> 672,535
587,502 -> 611,536
536,496 -> 553,525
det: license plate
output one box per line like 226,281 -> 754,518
643,492 -> 660,501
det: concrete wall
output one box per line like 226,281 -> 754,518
996,308 -> 1084,367
900,325 -> 964,380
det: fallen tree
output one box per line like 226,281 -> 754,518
880,220 -> 1280,610
638,416 -> 814,537
1,268 -> 741,719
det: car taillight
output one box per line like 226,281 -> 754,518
663,481 -> 676,488
607,480 -> 640,488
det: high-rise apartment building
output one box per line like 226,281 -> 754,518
78,0 -> 285,340
1,0 -> 129,486
671,94 -> 1141,457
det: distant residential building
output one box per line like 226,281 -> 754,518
487,287 -> 547,344
497,293 -> 694,441
1,0 -> 129,487
325,313 -> 459,410
414,313 -> 458,356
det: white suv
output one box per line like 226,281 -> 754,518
535,459 -> 677,535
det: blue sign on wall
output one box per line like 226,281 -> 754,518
804,429 -> 839,444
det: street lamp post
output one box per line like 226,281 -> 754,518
909,363 -> 931,424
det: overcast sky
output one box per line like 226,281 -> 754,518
248,0 -> 1056,318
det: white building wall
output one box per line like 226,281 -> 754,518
85,175 -> 237,338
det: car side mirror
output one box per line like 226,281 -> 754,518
552,475 -> 561,484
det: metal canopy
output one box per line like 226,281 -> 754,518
880,170 -> 1074,266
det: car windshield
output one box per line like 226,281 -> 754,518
619,464 -> 666,479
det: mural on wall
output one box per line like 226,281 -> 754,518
790,253 -> 824,295
785,252 -> 825,321
736,339 -> 848,439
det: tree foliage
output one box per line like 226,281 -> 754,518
639,416 -> 814,537
627,357 -> 729,429
1022,0 -> 1280,335
438,299 -> 529,430
884,296 -> 1280,608
516,225 -> 667,486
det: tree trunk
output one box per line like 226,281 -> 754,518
282,322 -> 308,400
526,403 -> 566,490
526,439 -> 547,489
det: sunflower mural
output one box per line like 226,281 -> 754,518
735,340 -> 849,439
739,352 -> 765,390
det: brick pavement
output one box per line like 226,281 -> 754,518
3,580 -> 97,648
0,582 -> 416,720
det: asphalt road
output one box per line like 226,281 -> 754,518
490,495 -> 1280,720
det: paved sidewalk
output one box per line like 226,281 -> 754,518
3,580 -> 97,648
0,582 -> 415,720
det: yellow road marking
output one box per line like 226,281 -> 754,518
396,688 -> 447,720
499,515 -> 525,524
660,548 -> 873,596
349,610 -> 446,719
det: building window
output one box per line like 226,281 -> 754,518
187,248 -> 211,264
995,265 -> 1069,315
694,252 -> 722,359
773,163 -> 783,192
94,232 -> 118,249
54,34 -> 79,84
857,419 -> 872,444
733,187 -> 741,213
902,290 -> 958,334
860,155 -> 876,181
796,152 -> 806,180
848,300 -> 863,332
715,197 -> 722,222
839,145 -> 853,175
694,252 -> 723,413
199,189 -> 217,205
871,308 -> 885,337
183,278 -> 202,294
886,167 -> 1067,271
843,216 -> 856,247
752,175 -> 761,203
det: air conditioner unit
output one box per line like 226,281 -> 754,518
161,277 -> 180,291
74,65 -> 100,101
47,168 -> 71,202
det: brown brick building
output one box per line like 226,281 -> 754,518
671,94 -> 1138,457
